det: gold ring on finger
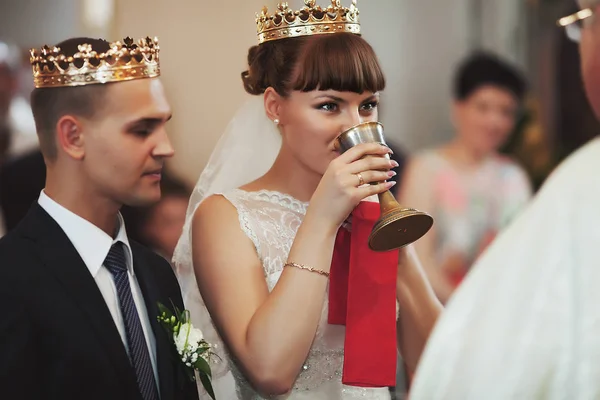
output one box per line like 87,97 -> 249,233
356,173 -> 365,186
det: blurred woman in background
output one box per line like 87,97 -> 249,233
398,51 -> 532,303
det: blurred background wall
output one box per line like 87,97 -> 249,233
0,0 -> 596,190
0,0 -> 554,186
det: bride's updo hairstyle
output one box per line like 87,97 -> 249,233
242,32 -> 386,97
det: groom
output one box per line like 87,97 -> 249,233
0,37 -> 199,400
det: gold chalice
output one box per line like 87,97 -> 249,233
335,121 -> 434,252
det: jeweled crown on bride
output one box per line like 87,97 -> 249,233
256,0 -> 360,44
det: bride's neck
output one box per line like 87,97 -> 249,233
244,147 -> 321,202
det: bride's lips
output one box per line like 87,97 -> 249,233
143,168 -> 162,180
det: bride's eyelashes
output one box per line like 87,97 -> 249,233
360,101 -> 378,112
313,101 -> 379,114
315,102 -> 338,112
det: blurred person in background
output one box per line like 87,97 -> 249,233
398,51 -> 532,303
409,1 -> 600,398
0,40 -> 39,237
125,171 -> 190,264
0,40 -> 37,158
0,150 -> 46,234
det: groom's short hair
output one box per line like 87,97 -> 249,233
30,37 -> 112,161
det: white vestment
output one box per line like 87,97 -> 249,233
409,138 -> 600,400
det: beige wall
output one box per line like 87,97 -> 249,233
0,0 -> 82,48
113,0 -> 477,184
0,0 -> 526,185
361,0 -> 471,152
114,0 -> 279,186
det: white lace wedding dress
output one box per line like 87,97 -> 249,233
189,188 -> 392,399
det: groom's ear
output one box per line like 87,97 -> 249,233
263,87 -> 282,123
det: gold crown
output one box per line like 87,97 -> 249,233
256,0 -> 360,44
30,36 -> 160,89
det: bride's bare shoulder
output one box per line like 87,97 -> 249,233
197,193 -> 231,210
192,194 -> 239,234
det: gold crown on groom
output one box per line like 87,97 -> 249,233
29,36 -> 160,89
256,0 -> 360,44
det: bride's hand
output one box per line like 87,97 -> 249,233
307,143 -> 397,231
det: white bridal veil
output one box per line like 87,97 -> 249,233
171,94 -> 281,398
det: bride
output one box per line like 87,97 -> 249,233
173,1 -> 442,398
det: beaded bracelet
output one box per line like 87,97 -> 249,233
284,261 -> 330,278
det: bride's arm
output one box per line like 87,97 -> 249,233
397,157 -> 454,303
192,195 -> 337,396
395,245 -> 443,374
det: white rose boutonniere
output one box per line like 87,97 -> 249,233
157,302 -> 216,399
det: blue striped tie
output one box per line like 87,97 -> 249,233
104,242 -> 160,400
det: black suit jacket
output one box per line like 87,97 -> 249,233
0,150 -> 139,235
0,204 -> 199,400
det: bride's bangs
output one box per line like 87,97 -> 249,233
290,33 -> 386,94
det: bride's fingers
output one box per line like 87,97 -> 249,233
345,170 -> 395,187
347,156 -> 397,174
357,180 -> 397,197
335,142 -> 392,165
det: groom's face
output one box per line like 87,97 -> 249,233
80,78 -> 174,207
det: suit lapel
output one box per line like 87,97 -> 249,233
132,246 -> 176,400
23,205 -> 141,398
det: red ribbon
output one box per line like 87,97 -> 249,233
328,201 -> 399,387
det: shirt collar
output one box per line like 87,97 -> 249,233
38,190 -> 134,278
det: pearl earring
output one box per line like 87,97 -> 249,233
273,119 -> 280,125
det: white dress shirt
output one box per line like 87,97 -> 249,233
38,190 -> 160,386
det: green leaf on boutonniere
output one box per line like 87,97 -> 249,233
181,308 -> 191,324
195,356 -> 212,378
199,372 -> 216,400
169,300 -> 184,322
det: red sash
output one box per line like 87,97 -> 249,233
328,201 -> 399,387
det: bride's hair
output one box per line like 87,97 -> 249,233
241,33 -> 386,97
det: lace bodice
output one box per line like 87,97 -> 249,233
217,189 -> 391,399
